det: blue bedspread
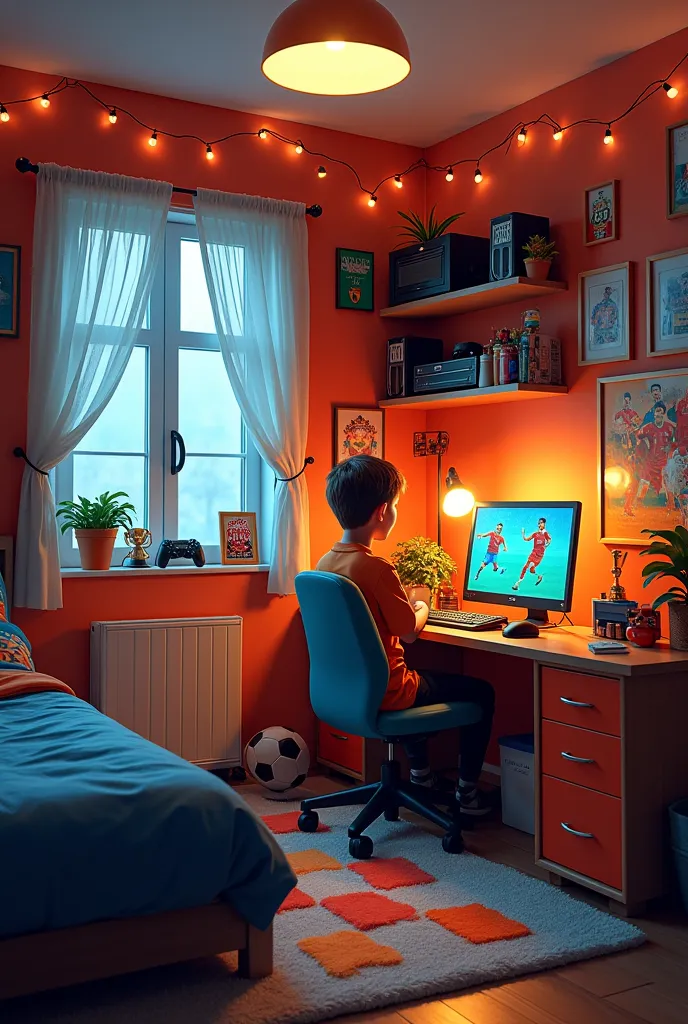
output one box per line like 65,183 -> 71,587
0,692 -> 296,938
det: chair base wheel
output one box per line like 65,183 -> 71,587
298,811 -> 319,833
442,829 -> 464,854
349,835 -> 374,859
384,806 -> 399,822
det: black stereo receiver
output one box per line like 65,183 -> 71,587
389,233 -> 490,306
413,356 -> 478,395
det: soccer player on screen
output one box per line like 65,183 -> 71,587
512,518 -> 551,590
474,522 -> 507,579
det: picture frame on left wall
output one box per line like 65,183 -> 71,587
218,512 -> 259,566
0,245 -> 20,338
333,407 -> 385,464
335,248 -> 374,311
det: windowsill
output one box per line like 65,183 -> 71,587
61,564 -> 270,579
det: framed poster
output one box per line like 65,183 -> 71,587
583,180 -> 618,245
646,247 -> 688,356
0,536 -> 13,614
578,262 -> 632,365
335,248 -> 374,311
218,512 -> 259,565
667,119 -> 688,219
0,244 -> 20,338
333,407 -> 384,464
598,368 -> 688,544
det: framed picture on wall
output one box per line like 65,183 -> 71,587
646,247 -> 688,356
598,368 -> 688,545
578,262 -> 632,365
0,536 -> 14,613
333,407 -> 384,464
218,512 -> 259,565
0,244 -> 20,338
335,248 -> 374,311
667,119 -> 688,219
583,180 -> 618,245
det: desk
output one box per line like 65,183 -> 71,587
424,624 -> 688,914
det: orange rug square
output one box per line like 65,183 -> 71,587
321,892 -> 418,930
298,930 -> 403,977
262,811 -> 330,834
348,857 -> 436,890
287,849 -> 342,875
426,904 -> 532,944
278,888 -> 317,913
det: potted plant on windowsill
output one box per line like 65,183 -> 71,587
640,526 -> 688,650
390,536 -> 457,609
522,234 -> 558,281
56,491 -> 136,571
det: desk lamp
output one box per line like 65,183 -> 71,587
413,432 -> 475,546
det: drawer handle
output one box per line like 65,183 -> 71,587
560,696 -> 595,708
561,821 -> 595,839
329,732 -> 349,741
561,751 -> 595,764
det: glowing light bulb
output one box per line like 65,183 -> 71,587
317,165 -> 327,178
294,140 -> 303,154
603,126 -> 613,145
325,40 -> 346,51
443,485 -> 475,518
108,108 -> 117,124
148,130 -> 158,148
368,195 -> 378,207
206,144 -> 214,160
445,166 -> 454,182
39,94 -> 50,109
553,128 -> 563,141
394,174 -> 403,188
474,166 -> 483,183
0,105 -> 9,123
517,127 -> 527,143
258,128 -> 268,139
663,82 -> 679,99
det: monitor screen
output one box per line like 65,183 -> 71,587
463,502 -> 581,614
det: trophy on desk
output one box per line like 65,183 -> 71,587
123,527 -> 153,568
609,549 -> 628,601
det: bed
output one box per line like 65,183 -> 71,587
0,670 -> 296,999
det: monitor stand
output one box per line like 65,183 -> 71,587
525,608 -> 550,626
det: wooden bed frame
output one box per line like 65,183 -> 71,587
0,901 -> 272,1000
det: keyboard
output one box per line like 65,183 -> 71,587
426,609 -> 507,631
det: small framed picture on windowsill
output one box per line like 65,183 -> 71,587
219,512 -> 259,566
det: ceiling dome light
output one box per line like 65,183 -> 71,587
262,0 -> 411,96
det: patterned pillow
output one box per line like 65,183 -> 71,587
0,623 -> 34,672
0,571 -> 7,622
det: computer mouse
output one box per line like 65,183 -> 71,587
502,620 -> 540,639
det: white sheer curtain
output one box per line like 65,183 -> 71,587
15,164 -> 172,609
193,189 -> 310,595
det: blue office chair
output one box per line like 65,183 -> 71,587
294,570 -> 484,858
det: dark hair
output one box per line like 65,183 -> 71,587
538,517 -> 546,525
623,392 -> 631,400
325,455 -> 406,529
651,383 -> 662,393
654,401 -> 667,413
496,522 -> 503,528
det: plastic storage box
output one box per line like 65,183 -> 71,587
499,733 -> 535,834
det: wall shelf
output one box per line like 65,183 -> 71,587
380,382 -> 568,411
379,276 -> 567,319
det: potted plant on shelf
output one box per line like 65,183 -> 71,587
522,234 -> 558,281
56,491 -> 136,571
640,526 -> 688,650
390,536 -> 457,608
394,205 -> 464,248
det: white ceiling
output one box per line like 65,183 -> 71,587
0,0 -> 686,147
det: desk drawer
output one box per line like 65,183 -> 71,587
541,775 -> 622,890
318,722 -> 364,775
541,720 -> 621,797
541,668 -> 620,736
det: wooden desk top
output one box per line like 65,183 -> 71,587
421,624 -> 688,677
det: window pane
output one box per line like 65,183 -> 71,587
177,456 -> 242,546
71,454 -> 146,548
178,349 -> 242,454
76,227 -> 150,329
180,239 -> 216,334
76,347 -> 147,453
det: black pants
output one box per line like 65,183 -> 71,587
402,673 -> 495,783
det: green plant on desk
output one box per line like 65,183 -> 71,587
391,536 -> 457,594
640,525 -> 688,650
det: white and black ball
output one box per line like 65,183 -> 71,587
244,726 -> 310,792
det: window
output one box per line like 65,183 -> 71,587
56,218 -> 262,567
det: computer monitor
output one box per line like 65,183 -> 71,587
463,501 -> 582,625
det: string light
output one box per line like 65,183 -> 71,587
368,195 -> 377,207
394,174 -> 403,188
445,166 -> 454,182
148,129 -> 158,148
39,94 -> 50,108
0,104 -> 9,123
108,108 -> 117,124
553,128 -> 563,141
317,165 -> 327,177
258,128 -> 268,139
294,140 -> 303,154
205,144 -> 214,160
517,127 -> 527,143
603,125 -> 613,145
474,165 -> 483,183
663,82 -> 679,98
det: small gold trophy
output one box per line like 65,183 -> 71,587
609,548 -> 628,601
123,527 -> 153,568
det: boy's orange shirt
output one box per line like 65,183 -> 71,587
316,542 -> 421,711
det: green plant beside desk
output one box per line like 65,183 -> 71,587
640,525 -> 688,650
391,536 -> 457,607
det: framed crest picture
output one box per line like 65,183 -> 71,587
667,119 -> 688,219
334,407 -> 384,464
0,244 -> 20,338
218,512 -> 259,565
335,248 -> 374,311
578,262 -> 632,365
598,368 -> 688,545
646,247 -> 688,356
583,180 -> 618,245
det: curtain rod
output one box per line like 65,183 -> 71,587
14,158 -> 323,218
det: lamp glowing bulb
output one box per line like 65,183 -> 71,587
663,82 -> 679,99
443,467 -> 475,518
39,94 -> 50,108
0,105 -> 9,123
445,166 -> 454,182
108,108 -> 117,124
325,40 -> 346,51
368,194 -> 378,207
603,126 -> 613,145
553,128 -> 563,141
394,174 -> 403,188
258,128 -> 268,139
294,140 -> 303,154
517,127 -> 527,143
148,130 -> 158,148
317,165 -> 327,177
474,166 -> 483,183
206,144 -> 214,160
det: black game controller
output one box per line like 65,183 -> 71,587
155,539 -> 206,568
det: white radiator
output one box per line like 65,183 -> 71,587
90,616 -> 242,769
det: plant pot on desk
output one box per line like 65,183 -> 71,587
74,529 -> 119,570
404,585 -> 432,608
669,603 -> 688,651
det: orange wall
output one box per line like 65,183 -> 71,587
0,64 -> 428,748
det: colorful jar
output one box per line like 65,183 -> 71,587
523,308 -> 540,332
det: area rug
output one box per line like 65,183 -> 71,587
5,787 -> 644,1024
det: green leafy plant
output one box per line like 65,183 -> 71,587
522,234 -> 558,261
395,205 -> 464,247
640,526 -> 688,608
56,491 -> 136,535
390,536 -> 457,592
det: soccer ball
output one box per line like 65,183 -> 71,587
244,726 -> 310,792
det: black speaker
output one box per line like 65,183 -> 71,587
387,336 -> 443,398
490,213 -> 550,281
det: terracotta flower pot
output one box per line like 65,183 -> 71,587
404,584 -> 432,607
74,529 -> 119,571
668,602 -> 688,651
524,258 -> 552,282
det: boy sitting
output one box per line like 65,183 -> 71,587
317,454 -> 494,817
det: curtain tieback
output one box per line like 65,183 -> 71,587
276,456 -> 314,483
13,447 -> 49,476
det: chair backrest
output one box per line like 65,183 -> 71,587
295,570 -> 390,738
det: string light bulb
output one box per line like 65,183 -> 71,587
603,125 -> 613,145
108,108 -> 117,124
553,128 -> 563,141
394,174 -> 403,188
148,130 -> 158,148
474,165 -> 483,183
0,104 -> 9,123
517,127 -> 527,143
206,144 -> 214,160
39,93 -> 50,108
663,82 -> 679,99
368,194 -> 378,207
445,166 -> 454,182
317,165 -> 327,177
258,128 -> 268,139
294,140 -> 303,154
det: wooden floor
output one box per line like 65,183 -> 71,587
301,776 -> 688,1024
